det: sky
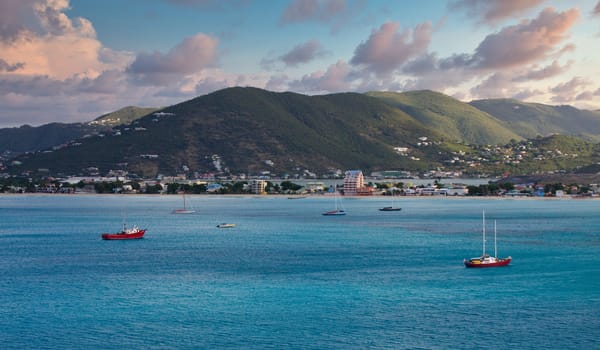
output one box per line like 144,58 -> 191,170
1,0 -> 599,128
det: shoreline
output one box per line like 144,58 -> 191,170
1,192 -> 597,200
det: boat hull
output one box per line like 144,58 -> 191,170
172,209 -> 196,214
322,210 -> 346,216
464,257 -> 511,268
379,207 -> 401,211
101,229 -> 146,240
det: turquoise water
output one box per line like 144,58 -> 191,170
1,195 -> 598,349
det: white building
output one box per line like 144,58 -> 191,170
251,179 -> 267,194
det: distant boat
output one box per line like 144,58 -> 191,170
172,192 -> 195,214
102,224 -> 146,240
464,211 -> 511,268
217,223 -> 236,228
379,190 -> 401,211
322,190 -> 346,216
287,195 -> 307,199
322,209 -> 346,216
379,206 -> 401,211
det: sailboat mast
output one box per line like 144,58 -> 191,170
482,210 -> 486,255
494,220 -> 497,257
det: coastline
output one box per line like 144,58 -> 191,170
1,192 -> 596,200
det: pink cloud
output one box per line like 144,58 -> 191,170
0,0 -> 37,40
449,0 -> 545,24
0,0 -> 130,80
350,21 -> 432,76
127,33 -> 219,85
280,39 -> 326,67
513,60 -> 572,82
550,76 -> 591,103
289,60 -> 352,93
472,7 -> 579,69
280,0 -> 347,24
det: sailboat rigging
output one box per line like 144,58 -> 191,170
322,188 -> 346,216
172,192 -> 196,214
463,210 -> 511,268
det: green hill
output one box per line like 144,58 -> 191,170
4,88 -> 600,179
0,123 -> 104,154
91,106 -> 159,127
367,90 -> 521,145
470,99 -> 600,142
9,87 -> 453,177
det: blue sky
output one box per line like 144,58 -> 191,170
0,0 -> 599,127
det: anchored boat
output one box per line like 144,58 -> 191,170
464,211 -> 511,268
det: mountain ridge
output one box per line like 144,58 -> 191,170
2,87 -> 599,178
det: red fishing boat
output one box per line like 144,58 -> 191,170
464,211 -> 511,268
101,224 -> 146,240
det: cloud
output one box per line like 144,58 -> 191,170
350,21 -> 432,76
0,58 -> 25,72
0,0 -> 37,41
127,33 -> 219,85
165,0 -> 250,10
279,0 -> 365,33
0,0 -> 131,80
280,0 -> 347,24
265,74 -> 290,92
402,53 -> 439,75
280,39 -> 326,67
511,88 -> 544,101
550,76 -> 591,103
574,89 -> 600,101
470,7 -> 580,69
289,60 -> 352,93
469,72 -> 544,101
32,0 -> 95,36
512,60 -> 572,81
448,0 -> 545,24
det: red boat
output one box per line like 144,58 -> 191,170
464,255 -> 511,268
102,224 -> 146,240
464,211 -> 511,268
322,209 -> 346,216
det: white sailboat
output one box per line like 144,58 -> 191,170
172,192 -> 196,214
322,188 -> 346,216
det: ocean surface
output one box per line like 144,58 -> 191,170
1,195 -> 598,349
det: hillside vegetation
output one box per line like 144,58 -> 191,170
368,90 -> 521,144
3,87 -> 600,179
92,106 -> 160,126
470,99 -> 600,142
0,123 -> 104,154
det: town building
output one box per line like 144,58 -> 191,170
343,170 -> 363,195
251,179 -> 267,194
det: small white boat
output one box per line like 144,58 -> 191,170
217,223 -> 236,228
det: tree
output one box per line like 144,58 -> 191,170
166,183 -> 179,194
144,184 -> 162,194
280,181 -> 301,192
